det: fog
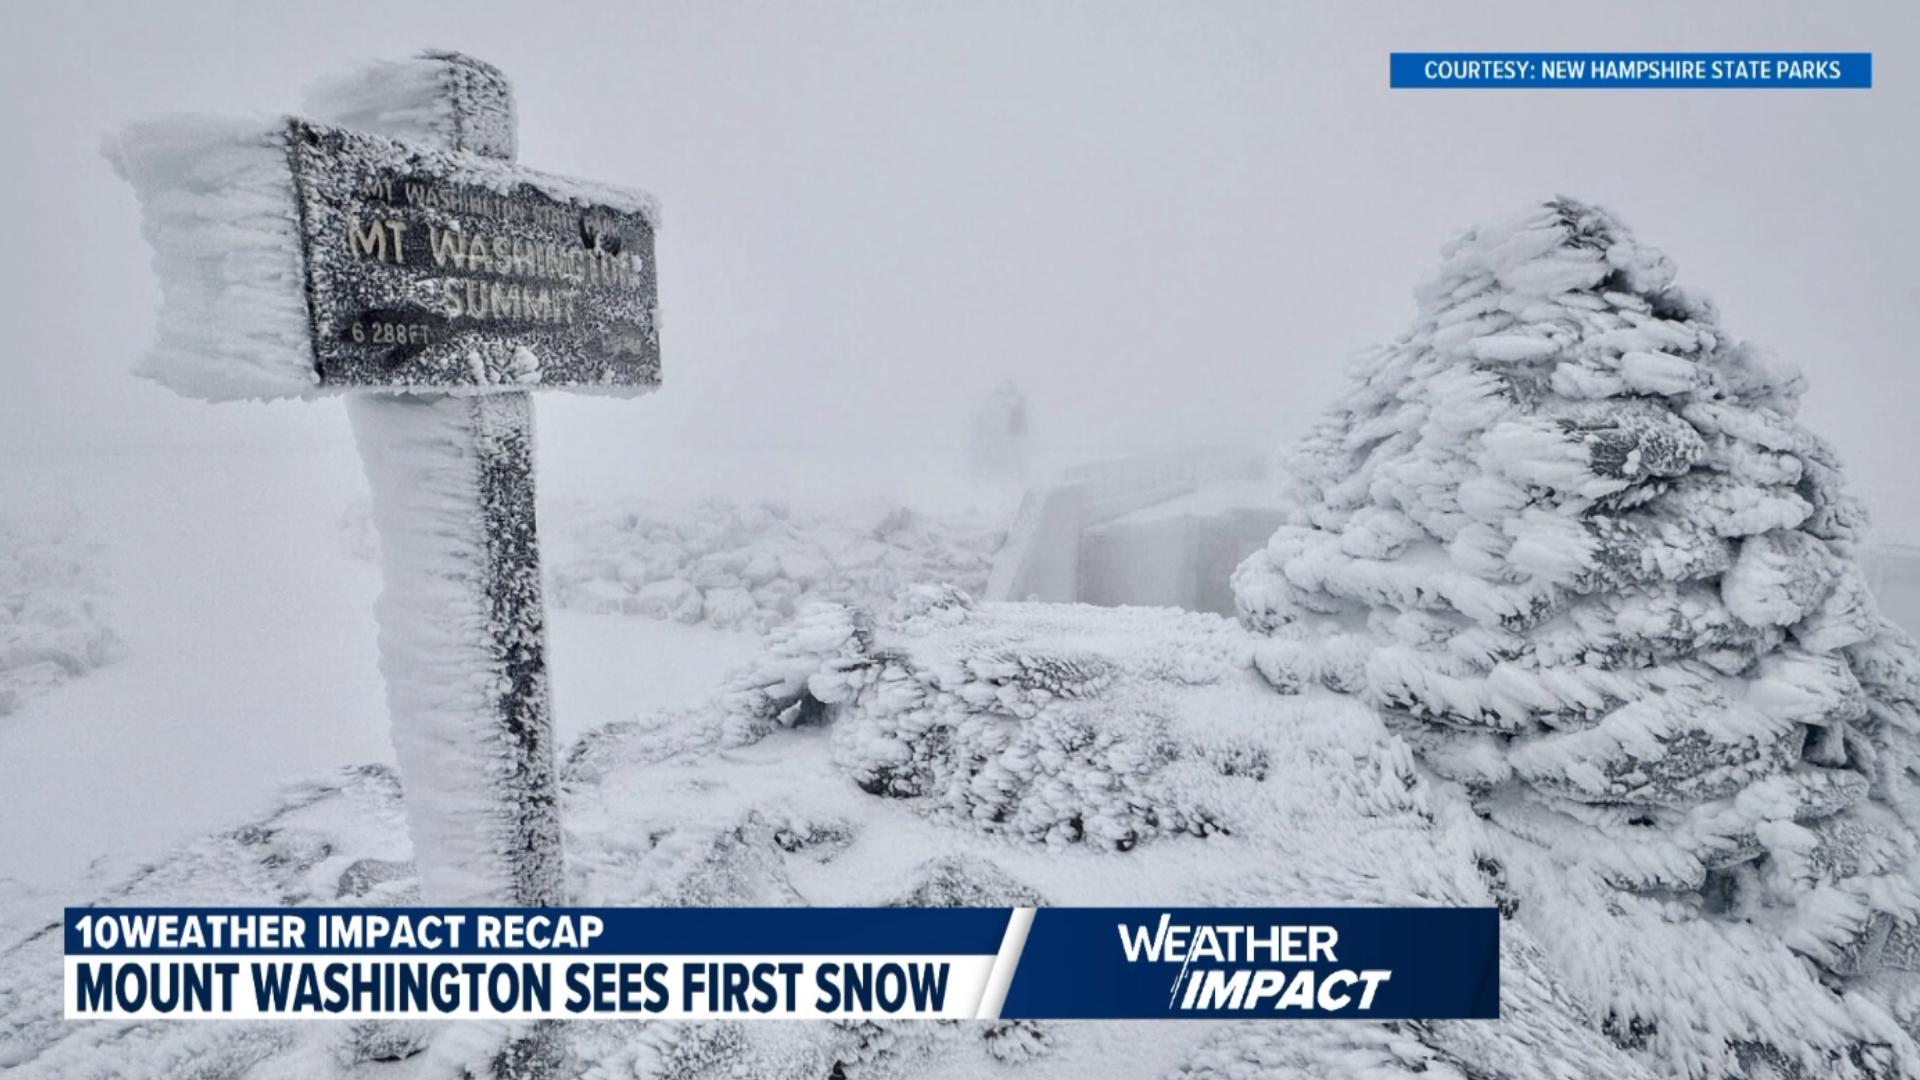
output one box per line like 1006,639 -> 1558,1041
5,1 -> 1920,528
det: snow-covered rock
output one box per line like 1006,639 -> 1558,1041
546,499 -> 1005,632
1235,197 -> 1920,1076
0,517 -> 114,720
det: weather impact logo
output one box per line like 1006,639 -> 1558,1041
1118,913 -> 1393,1014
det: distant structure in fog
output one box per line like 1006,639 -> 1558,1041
985,446 -> 1275,611
1864,543 -> 1920,632
968,379 -> 1031,481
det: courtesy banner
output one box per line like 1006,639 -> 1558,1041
1389,52 -> 1871,89
64,906 -> 1498,1021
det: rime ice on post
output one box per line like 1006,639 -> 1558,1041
107,51 -> 659,1077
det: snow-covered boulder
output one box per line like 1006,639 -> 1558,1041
1235,197 -> 1920,1076
0,517 -> 114,720
546,499 -> 1005,632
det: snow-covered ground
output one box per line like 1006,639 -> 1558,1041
0,445 -> 761,940
0,596 -> 1645,1080
14,579 -> 1876,1078
0,444 -> 387,924
0,435 -> 1019,933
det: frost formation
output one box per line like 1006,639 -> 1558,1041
104,117 -> 319,402
1235,198 -> 1920,1073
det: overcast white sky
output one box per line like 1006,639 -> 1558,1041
5,2 -> 1920,529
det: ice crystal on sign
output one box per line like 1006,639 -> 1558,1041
1235,198 -> 1920,1071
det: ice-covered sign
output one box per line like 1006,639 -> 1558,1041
111,55 -> 657,1077
287,118 -> 658,390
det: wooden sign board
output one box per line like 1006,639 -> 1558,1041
286,118 -> 660,391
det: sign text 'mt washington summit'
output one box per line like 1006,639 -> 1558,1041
343,178 -> 644,327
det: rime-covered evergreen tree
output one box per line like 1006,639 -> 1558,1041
1235,199 -> 1920,1003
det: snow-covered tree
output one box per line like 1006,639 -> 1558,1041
1235,199 -> 1920,1018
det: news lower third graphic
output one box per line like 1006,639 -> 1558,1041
1391,52 -> 1871,89
64,906 -> 1499,1021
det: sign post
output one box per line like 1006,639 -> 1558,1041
111,51 -> 659,1078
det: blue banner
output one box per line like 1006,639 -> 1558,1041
64,905 -> 1499,1020
1004,907 -> 1498,1019
1391,52 -> 1870,89
65,907 -> 1010,956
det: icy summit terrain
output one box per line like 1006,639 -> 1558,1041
8,199 -> 1920,1078
0,594 -> 1642,1080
